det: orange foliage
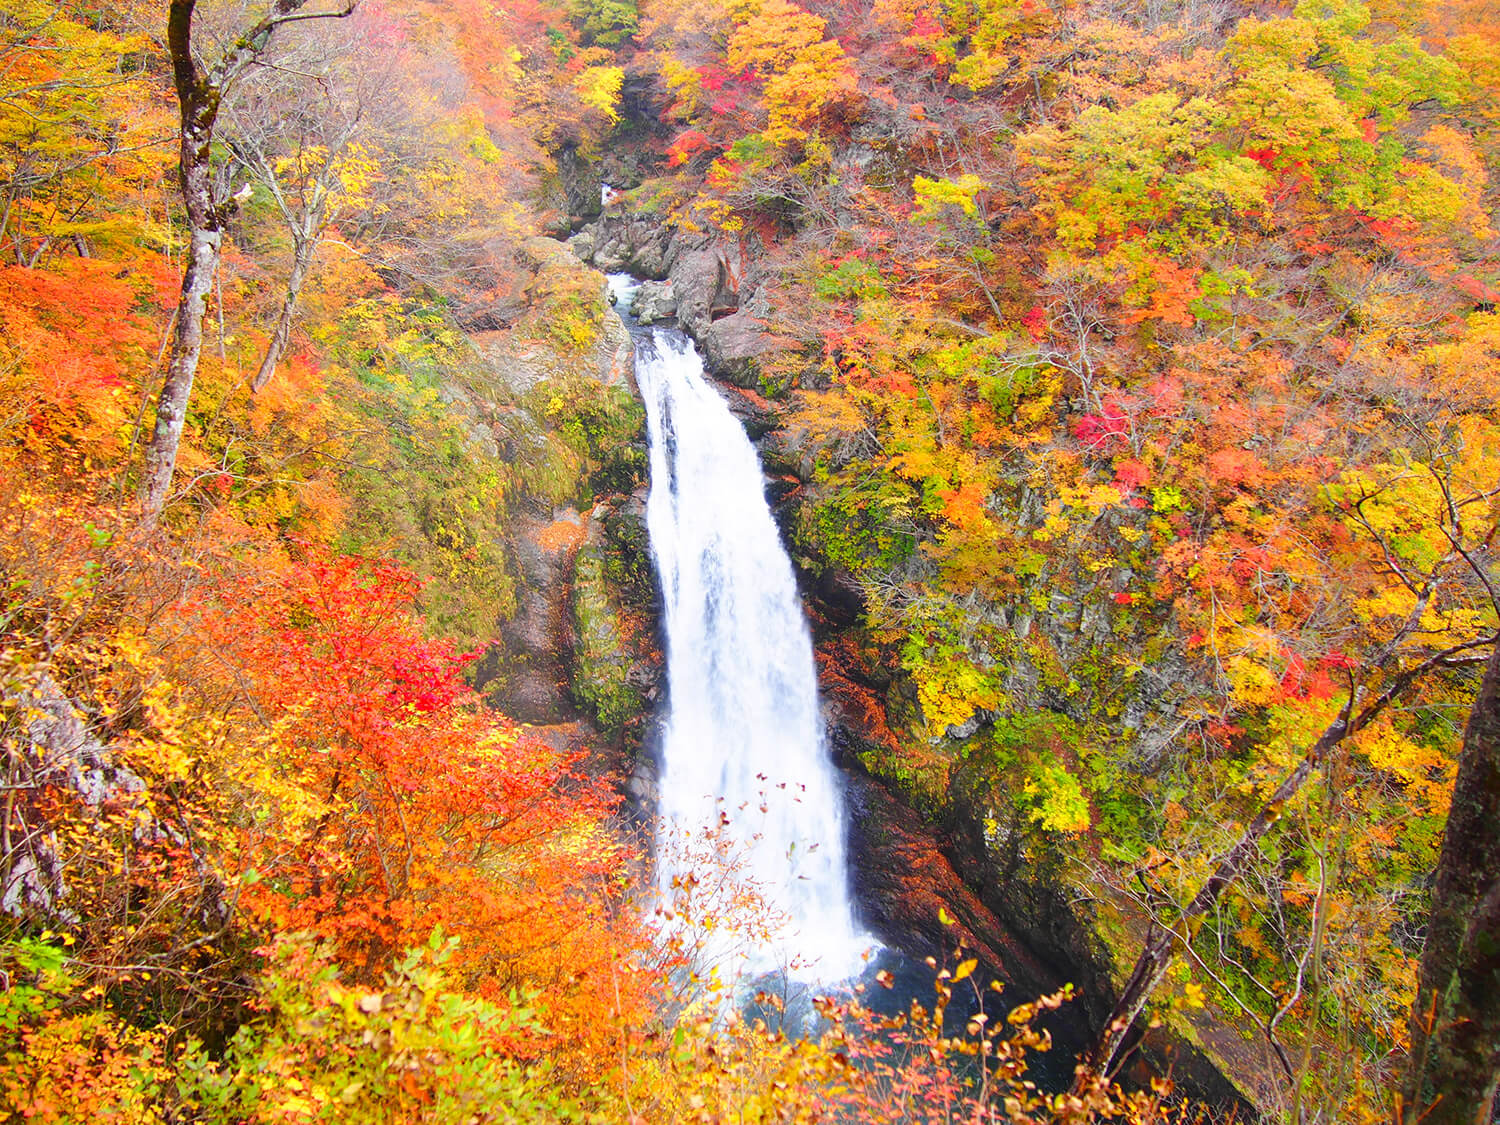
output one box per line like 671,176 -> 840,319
0,259 -> 172,464
179,552 -> 655,1079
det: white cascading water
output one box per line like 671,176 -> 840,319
615,276 -> 868,985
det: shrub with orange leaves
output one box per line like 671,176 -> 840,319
163,550 -> 656,1086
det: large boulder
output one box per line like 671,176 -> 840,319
758,424 -> 816,482
718,382 -> 780,440
598,301 -> 636,390
572,216 -> 678,279
668,246 -> 740,339
477,308 -> 633,397
473,238 -> 634,396
704,306 -> 773,388
630,280 -> 677,325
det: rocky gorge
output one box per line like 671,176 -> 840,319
498,207 -> 1260,1114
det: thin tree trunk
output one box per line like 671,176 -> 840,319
1074,636 -> 1494,1089
1403,643 -> 1500,1124
139,0 -> 357,524
140,209 -> 220,523
252,235 -> 315,392
1078,710 -> 1351,1083
140,0 -> 221,525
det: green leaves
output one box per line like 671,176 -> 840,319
0,938 -> 72,1033
188,932 -> 571,1124
570,0 -> 639,46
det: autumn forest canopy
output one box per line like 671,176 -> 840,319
1,0 -> 1498,1121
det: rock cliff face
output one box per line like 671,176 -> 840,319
569,213 -> 789,392
447,232 -> 662,744
488,507 -> 590,724
841,763 -> 1094,1074
482,494 -> 663,747
569,491 -> 662,745
812,614 -> 1121,1021
470,236 -> 635,396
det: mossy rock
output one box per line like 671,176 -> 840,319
569,544 -> 644,737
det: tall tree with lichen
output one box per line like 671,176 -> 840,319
140,0 -> 356,525
1403,640 -> 1500,1123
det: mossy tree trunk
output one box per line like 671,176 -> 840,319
1403,642 -> 1500,1124
141,0 -> 357,525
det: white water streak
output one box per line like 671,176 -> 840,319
618,277 -> 868,983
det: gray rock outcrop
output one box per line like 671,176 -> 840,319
570,217 -> 677,278
704,297 -> 775,389
668,246 -> 740,338
569,214 -> 794,390
630,280 -> 677,325
473,237 -> 634,396
489,508 -> 589,723
2,676 -> 152,920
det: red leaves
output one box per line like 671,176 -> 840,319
936,479 -> 987,532
1278,651 -> 1341,701
1455,273 -> 1500,304
211,553 -> 591,922
907,9 -> 943,41
0,259 -> 159,461
1206,446 -> 1265,490
1112,459 -> 1150,493
1073,404 -> 1130,451
1349,209 -> 1417,249
697,63 -> 734,91
264,554 -> 475,772
1291,224 -> 1336,256
183,549 -> 653,1076
1245,146 -> 1280,171
666,129 -> 714,166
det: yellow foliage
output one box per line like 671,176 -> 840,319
576,65 -> 626,123
1356,715 -> 1454,811
1226,653 -> 1281,708
0,1011 -> 167,1125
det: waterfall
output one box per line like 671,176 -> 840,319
615,276 -> 868,986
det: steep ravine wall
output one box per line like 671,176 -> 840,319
432,231 -> 665,765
